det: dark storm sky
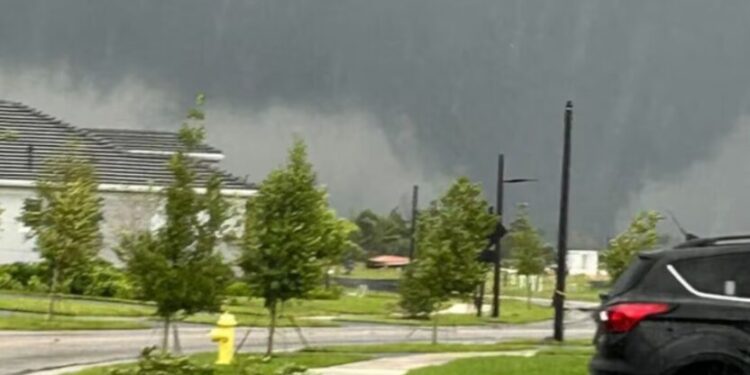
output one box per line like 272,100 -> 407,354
2,0 -> 750,242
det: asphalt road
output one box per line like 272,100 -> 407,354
1,309 -> 596,375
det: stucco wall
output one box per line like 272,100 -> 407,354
0,186 -> 245,264
0,187 -> 36,263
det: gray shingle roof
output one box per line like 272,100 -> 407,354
83,128 -> 221,156
0,100 -> 255,192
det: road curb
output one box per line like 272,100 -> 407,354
21,359 -> 134,375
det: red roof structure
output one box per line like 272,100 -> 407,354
366,255 -> 410,268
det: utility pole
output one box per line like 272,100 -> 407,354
554,100 -> 574,341
491,154 -> 505,318
409,185 -> 419,260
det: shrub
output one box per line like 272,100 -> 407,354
224,281 -> 252,297
0,262 -> 49,289
0,272 -> 22,290
109,347 -> 214,375
68,260 -> 136,299
0,260 -> 137,298
308,285 -> 343,300
26,276 -> 48,293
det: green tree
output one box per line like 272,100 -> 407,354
399,177 -> 495,344
117,94 -> 232,352
507,203 -> 548,308
19,149 -> 104,319
352,208 -> 410,256
239,138 -> 355,356
601,211 -> 663,282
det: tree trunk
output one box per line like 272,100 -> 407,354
526,275 -> 532,309
266,302 -> 277,357
162,315 -> 171,353
46,266 -> 60,321
431,313 -> 439,345
172,321 -> 182,354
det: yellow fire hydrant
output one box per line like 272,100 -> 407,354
209,312 -> 237,365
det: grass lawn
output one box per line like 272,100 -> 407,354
0,312 -> 149,330
335,298 -> 553,326
0,288 -> 557,330
291,292 -> 399,315
407,347 -> 592,375
0,293 -> 155,317
183,292 -> 400,327
72,352 -> 371,375
184,312 -> 339,327
334,263 -> 403,280
186,295 -> 550,327
221,292 -> 399,317
304,341 -> 540,354
494,274 -> 607,303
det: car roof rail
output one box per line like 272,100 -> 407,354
674,235 -> 750,249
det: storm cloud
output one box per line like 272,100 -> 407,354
2,0 -> 750,242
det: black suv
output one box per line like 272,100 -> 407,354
590,236 -> 750,375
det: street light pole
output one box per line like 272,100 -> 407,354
489,156 -> 537,319
491,154 -> 505,318
409,185 -> 419,260
554,100 -> 574,342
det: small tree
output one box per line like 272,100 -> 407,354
601,211 -> 663,282
19,149 -> 104,319
399,177 -> 495,344
0,130 -> 17,141
239,138 -> 355,356
507,203 -> 547,308
117,94 -> 232,352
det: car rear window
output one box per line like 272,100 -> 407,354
673,253 -> 750,297
609,257 -> 653,297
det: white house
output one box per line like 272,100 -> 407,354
566,249 -> 599,276
0,100 -> 256,264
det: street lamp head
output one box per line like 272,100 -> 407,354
504,178 -> 538,184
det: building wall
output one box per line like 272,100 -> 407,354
566,249 -> 599,276
0,186 -> 246,264
0,187 -> 36,263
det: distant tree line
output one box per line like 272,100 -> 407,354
350,208 -> 411,258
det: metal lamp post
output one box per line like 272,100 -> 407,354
491,153 -> 537,319
553,100 -> 574,341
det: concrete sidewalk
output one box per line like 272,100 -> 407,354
310,350 -> 538,375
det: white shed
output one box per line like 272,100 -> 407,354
566,249 -> 599,276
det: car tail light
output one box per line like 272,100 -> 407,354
602,303 -> 671,333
